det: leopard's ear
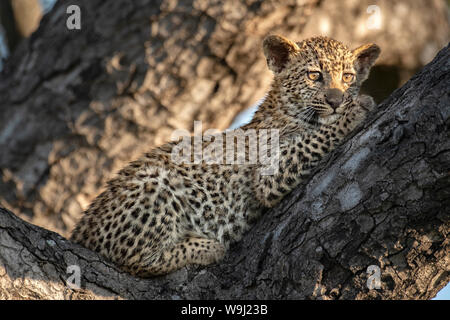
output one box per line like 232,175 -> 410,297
263,35 -> 299,74
352,43 -> 381,81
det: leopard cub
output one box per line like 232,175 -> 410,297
71,35 -> 380,277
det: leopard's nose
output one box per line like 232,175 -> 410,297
325,88 -> 344,110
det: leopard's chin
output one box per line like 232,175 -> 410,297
318,113 -> 340,125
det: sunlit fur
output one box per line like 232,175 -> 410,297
263,36 -> 378,128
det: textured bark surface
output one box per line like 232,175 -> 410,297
0,0 -> 448,240
0,44 -> 448,300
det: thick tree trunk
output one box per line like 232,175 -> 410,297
0,44 -> 448,300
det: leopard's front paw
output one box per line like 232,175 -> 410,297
356,94 -> 376,112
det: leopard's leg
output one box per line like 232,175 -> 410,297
130,237 -> 225,277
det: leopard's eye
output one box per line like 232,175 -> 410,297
307,71 -> 322,81
342,73 -> 355,83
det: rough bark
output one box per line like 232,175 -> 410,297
0,0 -> 448,240
0,44 -> 448,300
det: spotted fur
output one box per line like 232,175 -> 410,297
70,35 -> 380,277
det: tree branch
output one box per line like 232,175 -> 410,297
1,44 -> 448,300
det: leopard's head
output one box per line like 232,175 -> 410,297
263,35 -> 380,125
